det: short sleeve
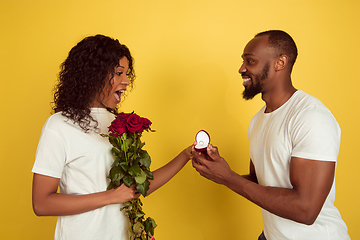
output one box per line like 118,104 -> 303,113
32,127 -> 66,178
290,106 -> 341,162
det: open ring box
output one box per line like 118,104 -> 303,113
194,130 -> 210,152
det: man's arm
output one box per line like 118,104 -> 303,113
241,160 -> 258,183
192,145 -> 335,225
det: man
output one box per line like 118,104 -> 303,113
192,30 -> 350,240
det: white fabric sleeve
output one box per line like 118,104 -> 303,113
32,128 -> 66,178
290,106 -> 341,162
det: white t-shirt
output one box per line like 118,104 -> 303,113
32,108 -> 129,240
248,90 -> 350,240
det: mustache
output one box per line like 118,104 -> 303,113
241,73 -> 251,78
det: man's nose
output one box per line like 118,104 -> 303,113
238,63 -> 246,74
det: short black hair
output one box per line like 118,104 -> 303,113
255,30 -> 298,69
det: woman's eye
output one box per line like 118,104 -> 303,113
116,72 -> 123,76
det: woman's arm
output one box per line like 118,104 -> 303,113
146,146 -> 192,196
32,173 -> 140,216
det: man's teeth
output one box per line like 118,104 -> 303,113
243,77 -> 251,83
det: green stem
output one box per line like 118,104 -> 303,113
122,133 -> 128,162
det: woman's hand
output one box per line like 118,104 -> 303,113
183,144 -> 194,160
107,184 -> 141,205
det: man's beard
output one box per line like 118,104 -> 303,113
242,62 -> 270,100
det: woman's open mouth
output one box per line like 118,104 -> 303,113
114,89 -> 125,102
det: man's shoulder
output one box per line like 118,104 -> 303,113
289,90 -> 329,113
290,91 -> 339,129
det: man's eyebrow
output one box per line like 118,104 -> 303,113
242,53 -> 255,58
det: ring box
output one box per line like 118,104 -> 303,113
194,130 -> 210,152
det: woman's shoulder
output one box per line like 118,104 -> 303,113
43,109 -> 115,133
42,112 -> 75,132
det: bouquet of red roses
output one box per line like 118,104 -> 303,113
101,112 -> 157,240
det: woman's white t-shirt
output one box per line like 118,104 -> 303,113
32,108 -> 129,240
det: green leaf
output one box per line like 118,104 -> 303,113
112,156 -> 121,167
132,157 -> 140,165
109,166 -> 124,175
143,169 -> 154,180
128,164 -> 142,177
126,137 -> 134,147
120,162 -> 129,171
144,217 -> 157,236
127,151 -> 135,161
135,212 -> 145,218
109,166 -> 125,182
140,141 -> 146,149
149,217 -> 157,228
111,147 -> 120,156
128,145 -> 136,154
136,179 -> 150,197
133,221 -> 144,235
139,150 -> 151,167
107,181 -> 116,190
123,174 -> 134,187
109,137 -> 117,149
135,170 -> 147,184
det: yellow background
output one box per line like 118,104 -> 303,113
1,0 -> 359,239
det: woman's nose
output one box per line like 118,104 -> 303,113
121,75 -> 130,85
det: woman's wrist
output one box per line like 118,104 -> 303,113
102,188 -> 116,206
182,146 -> 193,161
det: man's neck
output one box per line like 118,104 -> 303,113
262,84 -> 297,113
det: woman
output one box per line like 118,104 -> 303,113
32,35 -> 192,239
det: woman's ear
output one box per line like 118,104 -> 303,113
275,55 -> 288,71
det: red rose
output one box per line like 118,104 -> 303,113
141,118 -> 152,131
108,112 -> 131,136
126,114 -> 145,133
108,112 -> 152,135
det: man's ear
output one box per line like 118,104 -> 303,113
275,55 -> 288,71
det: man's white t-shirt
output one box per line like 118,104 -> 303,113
248,90 -> 350,240
32,108 -> 129,240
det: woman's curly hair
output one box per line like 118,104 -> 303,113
53,34 -> 136,132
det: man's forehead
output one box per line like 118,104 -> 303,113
242,35 -> 269,57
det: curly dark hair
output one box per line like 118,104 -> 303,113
53,34 -> 136,132
255,30 -> 298,71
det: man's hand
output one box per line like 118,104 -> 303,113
192,144 -> 234,185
